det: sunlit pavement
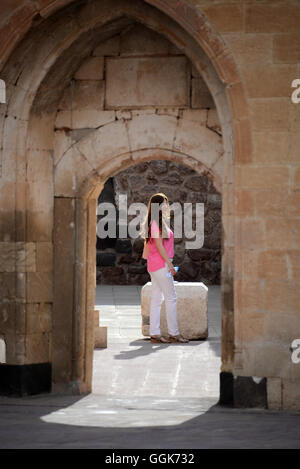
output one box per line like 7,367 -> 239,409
0,285 -> 300,449
92,284 -> 221,399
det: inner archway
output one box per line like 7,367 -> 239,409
92,156 -> 222,400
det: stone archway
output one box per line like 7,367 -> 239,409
0,0 -> 248,401
53,128 -> 223,393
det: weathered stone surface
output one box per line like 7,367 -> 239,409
191,77 -> 215,109
127,114 -> 177,151
26,303 -> 52,334
59,80 -> 105,111
56,110 -> 115,129
94,326 -> 107,348
74,56 -> 104,80
92,36 -> 120,56
141,281 -> 208,339
273,34 -> 300,64
174,115 -> 222,169
0,242 -> 36,273
105,56 -> 190,108
245,4 -> 300,33
120,23 -> 170,56
26,272 -> 53,303
201,4 -> 244,33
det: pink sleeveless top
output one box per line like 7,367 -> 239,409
146,219 -> 174,272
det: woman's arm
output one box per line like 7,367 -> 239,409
153,236 -> 176,276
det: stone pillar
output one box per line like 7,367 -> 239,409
52,197 -> 75,393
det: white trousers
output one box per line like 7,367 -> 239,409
149,260 -> 180,336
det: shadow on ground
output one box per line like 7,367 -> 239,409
0,392 -> 300,449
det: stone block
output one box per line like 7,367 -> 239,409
120,23 -> 170,56
75,120 -> 130,171
191,77 -> 215,109
141,281 -> 208,339
26,272 -> 53,303
235,190 -> 255,217
201,4 -> 244,33
26,149 -> 53,183
94,309 -> 100,328
273,34 -> 300,64
257,250 -> 288,279
0,302 -> 16,334
254,189 -> 287,217
287,251 -> 300,280
55,110 -> 116,129
53,130 -> 73,165
232,118 -> 252,164
74,56 -> 104,80
92,36 -> 120,56
253,131 -> 290,164
246,4 -> 300,33
226,82 -> 249,122
174,115 -> 222,169
94,326 -> 107,348
263,279 -> 294,313
105,56 -> 189,108
0,242 -> 36,273
27,113 -> 55,151
267,377 -> 282,410
235,278 -> 264,314
25,332 -> 51,364
243,64 -> 297,98
282,380 -> 300,410
235,248 -> 258,279
26,303 -> 52,334
0,273 -> 16,300
59,80 -> 104,111
223,34 -> 272,65
235,218 -> 265,250
265,217 -> 300,250
127,114 -> 177,152
36,242 -> 53,273
0,178 -> 16,242
236,165 -> 289,189
249,99 -> 289,131
54,145 -> 94,197
26,181 -> 54,242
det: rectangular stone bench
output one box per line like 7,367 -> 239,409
141,281 -> 208,339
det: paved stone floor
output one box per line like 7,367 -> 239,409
92,284 -> 221,398
0,284 -> 300,449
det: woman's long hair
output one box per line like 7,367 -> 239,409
141,193 -> 171,243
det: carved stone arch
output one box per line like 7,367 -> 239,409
54,113 -> 224,200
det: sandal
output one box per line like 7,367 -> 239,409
150,335 -> 171,344
169,334 -> 189,343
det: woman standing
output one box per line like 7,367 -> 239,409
141,193 -> 189,344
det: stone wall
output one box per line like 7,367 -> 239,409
96,160 -> 221,285
57,21 -> 221,285
1,0 -> 299,409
